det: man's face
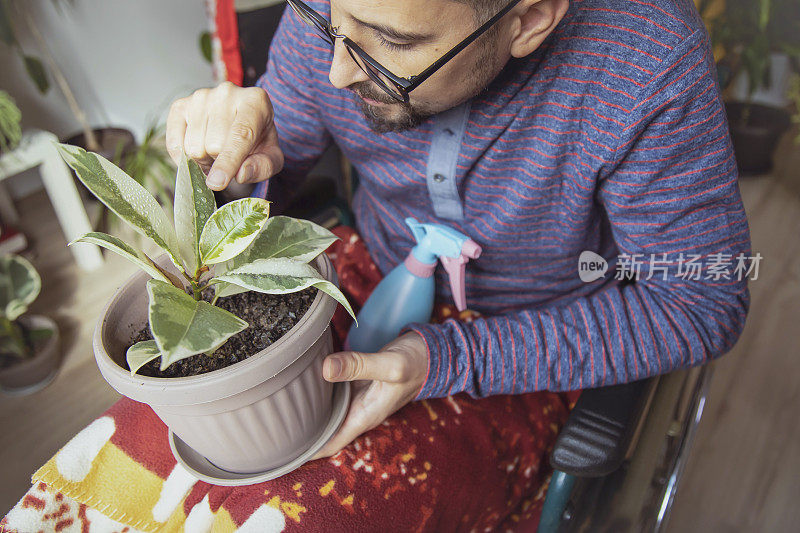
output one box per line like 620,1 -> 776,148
329,0 -> 511,133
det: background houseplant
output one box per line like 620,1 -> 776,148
59,145 -> 356,473
0,252 -> 60,394
699,0 -> 800,173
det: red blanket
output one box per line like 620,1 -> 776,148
2,226 -> 578,533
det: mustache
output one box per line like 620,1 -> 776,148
349,82 -> 399,105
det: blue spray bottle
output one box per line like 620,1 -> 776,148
345,217 -> 482,353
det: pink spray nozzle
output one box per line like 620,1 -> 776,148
405,218 -> 482,312
440,239 -> 482,312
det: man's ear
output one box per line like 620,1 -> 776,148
508,0 -> 569,58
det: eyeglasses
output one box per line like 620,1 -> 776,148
285,0 -> 523,103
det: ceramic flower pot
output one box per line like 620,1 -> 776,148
0,315 -> 60,395
94,253 -> 339,474
725,101 -> 791,175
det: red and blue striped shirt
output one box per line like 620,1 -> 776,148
257,0 -> 750,399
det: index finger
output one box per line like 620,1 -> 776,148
206,107 -> 269,190
165,99 -> 188,165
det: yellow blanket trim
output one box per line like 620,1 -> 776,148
32,443 -> 170,533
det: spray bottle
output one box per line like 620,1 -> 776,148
345,217 -> 481,353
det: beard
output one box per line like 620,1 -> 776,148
348,34 -> 500,134
349,82 -> 434,133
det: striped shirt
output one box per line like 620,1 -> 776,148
256,0 -> 751,399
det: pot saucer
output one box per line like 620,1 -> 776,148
169,381 -> 350,486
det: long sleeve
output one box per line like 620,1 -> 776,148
406,30 -> 751,400
255,8 -> 332,181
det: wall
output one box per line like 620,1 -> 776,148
1,0 -> 216,197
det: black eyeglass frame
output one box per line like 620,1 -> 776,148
285,0 -> 524,103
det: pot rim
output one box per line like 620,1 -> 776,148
93,253 -> 338,405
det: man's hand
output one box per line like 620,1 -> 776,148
312,332 -> 429,459
165,81 -> 284,191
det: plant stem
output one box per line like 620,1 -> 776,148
189,279 -> 202,301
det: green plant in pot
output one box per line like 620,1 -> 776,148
0,253 -> 60,394
57,144 -> 357,475
700,0 -> 800,173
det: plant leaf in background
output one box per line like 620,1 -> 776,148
237,216 -> 339,266
174,153 -> 216,274
199,198 -> 270,265
0,255 -> 41,321
126,340 -> 161,376
199,31 -> 212,64
214,258 -> 356,321
147,279 -> 248,370
23,55 -> 49,94
0,90 -> 22,153
70,232 -> 179,287
57,144 -> 184,270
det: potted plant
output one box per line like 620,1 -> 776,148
0,252 -> 60,394
700,0 -> 800,173
57,144 -> 356,474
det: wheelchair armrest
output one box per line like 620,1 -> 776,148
550,377 -> 658,477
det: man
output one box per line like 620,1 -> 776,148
167,0 -> 749,523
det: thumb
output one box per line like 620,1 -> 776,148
235,143 -> 284,184
323,351 -> 405,383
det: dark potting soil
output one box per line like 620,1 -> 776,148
129,287 -> 317,378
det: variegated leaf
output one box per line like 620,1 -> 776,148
147,279 -> 248,370
174,153 -> 216,274
0,255 -> 41,321
213,258 -> 356,320
214,280 -> 249,299
56,143 -> 183,270
70,232 -> 175,286
235,216 -> 338,267
199,198 -> 270,265
126,340 -> 161,376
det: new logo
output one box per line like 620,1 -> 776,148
578,251 -> 607,282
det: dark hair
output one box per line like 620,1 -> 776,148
455,0 -> 509,24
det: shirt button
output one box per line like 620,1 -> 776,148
433,173 -> 446,183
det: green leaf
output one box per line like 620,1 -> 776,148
199,197 -> 270,265
69,232 -> 177,286
213,258 -> 356,321
174,153 -> 216,274
56,143 -> 183,271
236,216 -> 339,266
214,279 -> 249,299
126,339 -> 161,376
199,31 -> 212,63
23,55 -> 49,94
758,0 -> 771,31
147,279 -> 248,370
0,255 -> 41,321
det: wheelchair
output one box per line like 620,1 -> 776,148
258,158 -> 714,533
